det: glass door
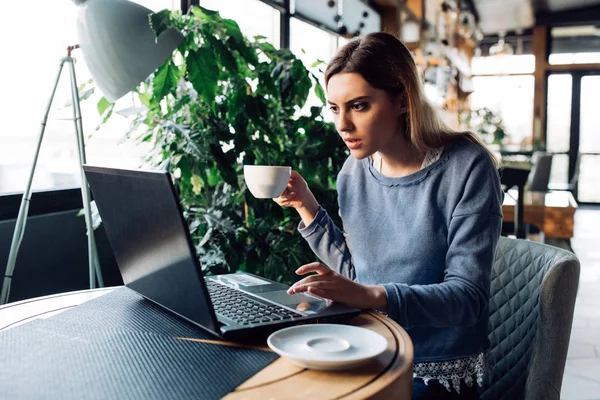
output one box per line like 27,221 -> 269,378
546,71 -> 600,204
546,74 -> 572,187
578,74 -> 600,203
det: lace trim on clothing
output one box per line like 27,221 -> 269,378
420,147 -> 443,169
413,352 -> 489,393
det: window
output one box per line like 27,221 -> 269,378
577,75 -> 600,203
338,36 -> 350,49
471,55 -> 535,75
291,18 -> 340,75
470,75 -> 534,148
549,25 -> 600,65
200,0 -> 281,46
470,55 -> 535,148
0,0 -> 175,194
546,74 -> 572,153
290,18 -> 346,119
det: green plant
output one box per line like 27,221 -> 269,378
462,107 -> 506,145
86,6 -> 348,284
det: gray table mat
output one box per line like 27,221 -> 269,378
0,288 -> 279,399
49,287 -> 215,339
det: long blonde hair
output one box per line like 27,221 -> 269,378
324,32 -> 499,168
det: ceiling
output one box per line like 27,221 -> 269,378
472,0 -> 534,35
536,0 -> 600,12
471,0 -> 600,35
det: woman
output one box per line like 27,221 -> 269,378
274,32 -> 502,399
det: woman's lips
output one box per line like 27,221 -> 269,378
344,138 -> 362,150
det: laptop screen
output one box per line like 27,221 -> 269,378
83,166 -> 219,334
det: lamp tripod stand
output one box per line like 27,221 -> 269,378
1,45 -> 103,305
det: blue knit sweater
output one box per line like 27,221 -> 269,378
298,139 -> 503,363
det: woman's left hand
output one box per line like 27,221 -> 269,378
287,262 -> 388,311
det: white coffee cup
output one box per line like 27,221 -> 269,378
244,165 -> 291,198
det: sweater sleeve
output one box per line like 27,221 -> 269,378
298,206 -> 356,280
382,156 -> 503,329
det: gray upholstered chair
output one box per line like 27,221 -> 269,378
526,152 -> 553,192
481,237 -> 580,400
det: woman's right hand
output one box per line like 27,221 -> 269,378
274,171 -> 311,209
274,171 -> 320,225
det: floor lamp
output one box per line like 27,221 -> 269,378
1,0 -> 182,305
1,46 -> 102,305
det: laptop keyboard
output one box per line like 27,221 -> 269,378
206,280 -> 300,326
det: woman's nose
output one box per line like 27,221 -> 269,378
336,110 -> 354,133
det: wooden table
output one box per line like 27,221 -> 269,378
0,288 -> 414,400
502,190 -> 578,239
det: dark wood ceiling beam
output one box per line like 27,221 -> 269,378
480,28 -> 534,41
370,0 -> 400,7
530,0 -> 551,13
536,4 -> 600,26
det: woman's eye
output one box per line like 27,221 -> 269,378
352,102 -> 368,111
329,106 -> 339,113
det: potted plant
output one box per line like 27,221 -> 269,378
462,107 -> 506,146
83,6 -> 348,284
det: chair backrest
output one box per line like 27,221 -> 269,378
481,237 -> 580,400
548,152 -> 581,193
527,152 -> 553,192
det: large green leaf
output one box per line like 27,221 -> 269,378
97,97 -> 111,115
314,83 -> 326,105
245,96 -> 268,120
78,79 -> 93,93
222,19 -> 244,44
256,70 -> 275,95
137,91 -> 153,107
279,72 -> 296,108
224,20 -> 258,66
186,48 -> 219,105
191,5 -> 219,21
210,143 -> 238,188
152,60 -> 180,101
149,9 -> 172,39
227,81 -> 248,115
291,59 -> 311,107
92,102 -> 115,133
178,156 -> 192,182
207,36 -> 238,74
255,40 -> 277,54
311,59 -> 326,69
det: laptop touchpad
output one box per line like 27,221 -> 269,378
259,290 -> 328,314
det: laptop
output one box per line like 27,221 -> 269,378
83,166 -> 360,341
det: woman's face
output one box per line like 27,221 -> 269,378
326,72 -> 406,160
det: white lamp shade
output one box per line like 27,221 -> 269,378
75,0 -> 183,102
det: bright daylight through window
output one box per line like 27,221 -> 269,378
470,55 -> 535,149
0,0 -> 176,195
200,0 -> 281,46
1,0 -> 366,195
290,18 -> 348,120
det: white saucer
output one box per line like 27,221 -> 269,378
267,324 -> 388,371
